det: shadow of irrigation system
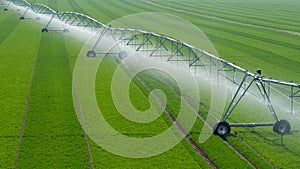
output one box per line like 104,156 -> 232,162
2,0 -> 300,139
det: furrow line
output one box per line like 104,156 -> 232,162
180,93 -> 259,169
145,72 -> 262,168
64,41 -> 94,169
175,90 -> 259,168
134,76 -> 218,169
67,0 -> 86,14
240,139 -> 276,168
13,36 -> 41,169
141,0 -> 300,36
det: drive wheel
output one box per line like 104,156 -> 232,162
118,51 -> 127,60
213,121 -> 231,137
86,50 -> 96,57
41,28 -> 48,33
273,119 -> 290,134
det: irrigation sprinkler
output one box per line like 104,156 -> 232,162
84,26 -> 299,138
118,51 -> 127,60
19,5 -> 32,20
3,0 -> 30,12
0,0 -> 7,9
212,69 -> 297,137
86,50 -> 96,58
57,12 -> 105,29
85,27 -> 127,60
290,85 -> 300,114
3,0 -> 10,11
0,0 -> 5,6
19,7 -> 28,20
9,0 -> 300,139
41,28 -> 48,32
41,12 -> 56,32
86,27 -> 110,57
103,29 -> 300,137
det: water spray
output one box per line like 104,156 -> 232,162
5,0 -> 300,141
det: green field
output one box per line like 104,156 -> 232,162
1,0 -> 300,168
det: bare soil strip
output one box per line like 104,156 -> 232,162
142,0 -> 300,36
64,42 -> 94,169
14,39 -> 41,169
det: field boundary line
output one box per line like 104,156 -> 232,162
141,0 -> 300,36
13,35 -> 41,169
64,39 -> 94,169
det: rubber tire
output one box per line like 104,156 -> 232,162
3,8 -> 8,11
213,121 -> 231,137
273,119 -> 290,134
86,50 -> 96,57
19,16 -> 25,20
41,28 -> 48,33
118,51 -> 127,60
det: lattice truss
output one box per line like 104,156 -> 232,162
89,27 -> 300,136
6,0 -> 300,137
4,0 -> 105,31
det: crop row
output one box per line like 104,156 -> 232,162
0,14 -> 42,168
2,0 -> 300,168
13,31 -> 90,168
85,0 -> 299,84
150,0 -> 300,32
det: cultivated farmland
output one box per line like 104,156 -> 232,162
0,0 -> 300,168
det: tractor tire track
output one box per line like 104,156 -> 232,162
64,40 -> 94,169
150,71 -> 278,168
239,138 -> 276,168
14,36 -> 41,169
141,0 -> 300,37
142,72 -> 262,168
132,75 -> 218,169
178,91 -> 261,169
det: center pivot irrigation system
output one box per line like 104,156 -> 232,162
4,0 -> 300,138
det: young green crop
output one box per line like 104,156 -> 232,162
1,0 -> 300,168
0,16 -> 41,168
90,56 -> 207,168
16,33 -> 90,168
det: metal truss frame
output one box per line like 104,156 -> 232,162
89,27 -> 300,137
8,0 -> 300,138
